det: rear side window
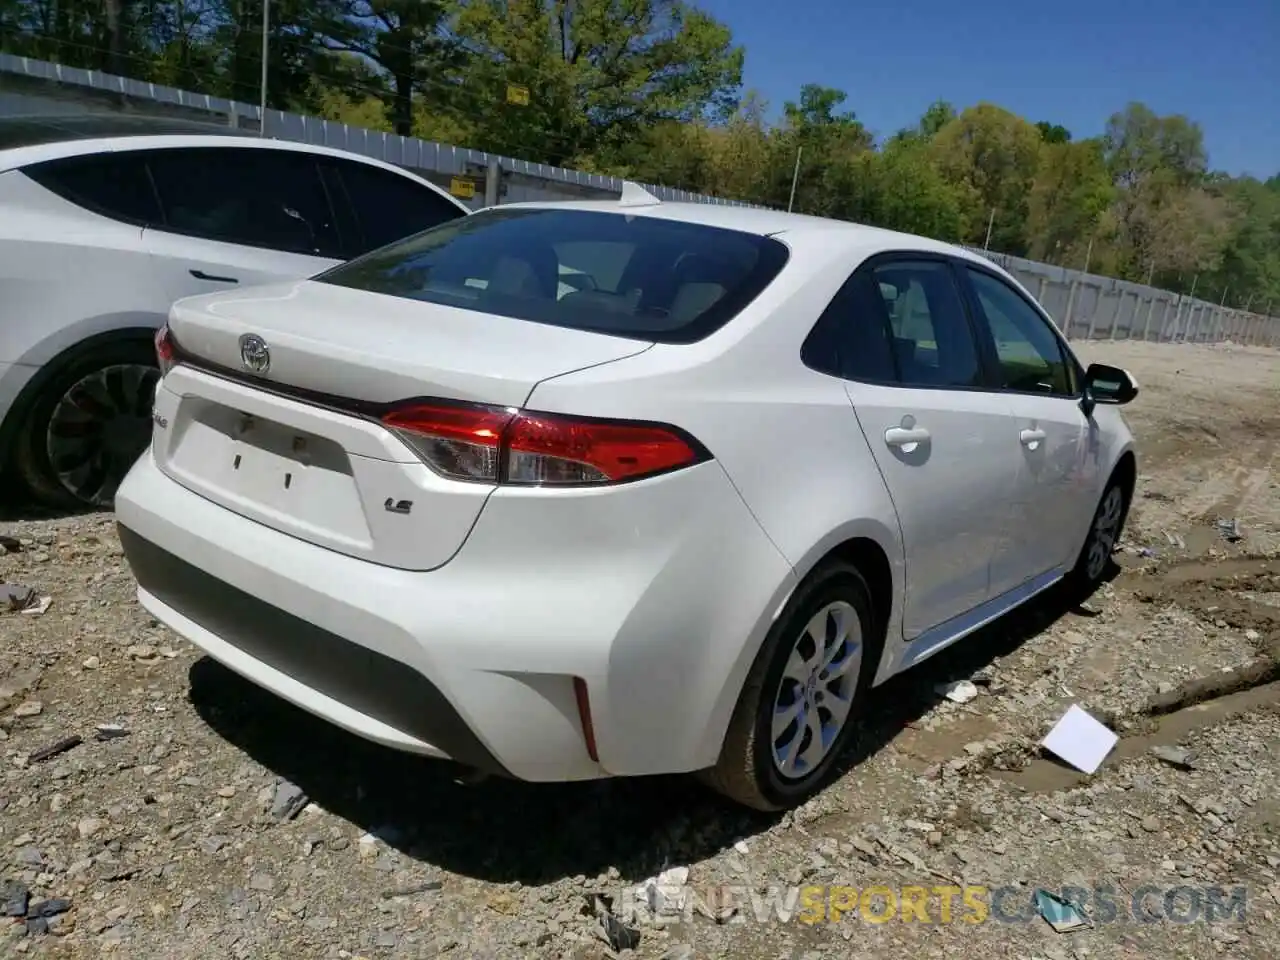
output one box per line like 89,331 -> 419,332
870,261 -> 982,388
316,208 -> 791,344
324,158 -> 466,255
801,272 -> 897,383
145,146 -> 343,258
23,152 -> 162,225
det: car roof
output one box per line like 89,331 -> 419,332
493,197 -> 990,266
0,113 -> 471,213
0,113 -> 239,151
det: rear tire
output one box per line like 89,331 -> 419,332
701,561 -> 878,812
13,340 -> 159,510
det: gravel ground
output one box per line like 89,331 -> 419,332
2,339 -> 1278,959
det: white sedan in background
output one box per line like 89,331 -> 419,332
115,186 -> 1139,811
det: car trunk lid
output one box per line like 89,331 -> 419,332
153,280 -> 651,570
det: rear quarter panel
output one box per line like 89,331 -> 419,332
0,169 -> 171,367
524,231 -> 908,762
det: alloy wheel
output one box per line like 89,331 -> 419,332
769,600 -> 863,779
1085,485 -> 1125,581
45,363 -> 159,507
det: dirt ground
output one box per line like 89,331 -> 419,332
1,339 -> 1277,960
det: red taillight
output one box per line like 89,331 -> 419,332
381,400 -> 707,486
154,325 -> 176,377
383,402 -> 511,483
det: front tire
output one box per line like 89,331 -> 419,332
13,340 -> 159,510
701,561 -> 878,812
1070,477 -> 1130,589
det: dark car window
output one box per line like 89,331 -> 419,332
316,207 -> 791,344
801,271 -> 897,383
325,158 -> 466,255
870,260 -> 983,389
145,146 -> 343,258
22,152 -> 163,225
963,267 -> 1074,396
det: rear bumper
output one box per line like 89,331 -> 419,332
118,524 -> 511,775
116,449 -> 795,781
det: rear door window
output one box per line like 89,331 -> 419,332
22,151 -> 162,225
145,146 -> 343,258
316,208 -> 790,344
323,158 -> 467,255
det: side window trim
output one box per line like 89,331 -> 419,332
853,250 -> 1002,393
955,261 -> 1079,398
307,154 -> 349,259
943,257 -> 1007,392
854,268 -> 904,384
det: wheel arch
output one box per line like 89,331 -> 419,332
699,518 -> 905,767
1107,445 -> 1139,539
1111,447 -> 1138,504
0,322 -> 160,481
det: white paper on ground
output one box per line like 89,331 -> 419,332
1040,704 -> 1119,774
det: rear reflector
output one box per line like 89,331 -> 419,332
382,399 -> 709,486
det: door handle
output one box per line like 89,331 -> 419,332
189,269 -> 239,284
1020,428 -> 1047,448
885,426 -> 931,447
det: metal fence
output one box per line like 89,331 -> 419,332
0,52 -> 761,211
2,52 -> 1276,347
963,248 -> 1277,347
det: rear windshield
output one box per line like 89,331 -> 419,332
314,207 -> 790,344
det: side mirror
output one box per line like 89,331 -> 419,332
1081,363 -> 1139,415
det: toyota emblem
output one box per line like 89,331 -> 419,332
239,334 -> 270,375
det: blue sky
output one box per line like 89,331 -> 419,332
695,0 -> 1278,178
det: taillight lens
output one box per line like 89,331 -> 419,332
383,402 -> 511,483
381,400 -> 708,486
155,325 -> 177,377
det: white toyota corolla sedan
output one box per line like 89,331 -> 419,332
115,185 -> 1139,811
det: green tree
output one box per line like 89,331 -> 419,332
930,103 -> 1042,253
765,84 -> 872,213
918,100 -> 956,138
210,0 -> 354,111
1200,176 -> 1280,308
701,91 -> 774,203
320,1 -> 458,136
1103,101 -> 1207,188
1102,103 -> 1224,285
1035,121 -> 1071,144
452,0 -> 743,166
1027,137 -> 1114,264
829,137 -> 972,239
